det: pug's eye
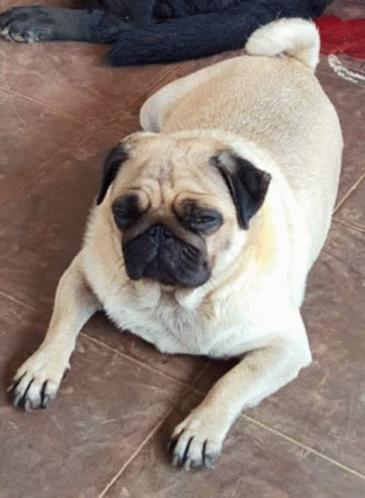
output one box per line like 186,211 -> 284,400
180,203 -> 223,235
112,194 -> 141,230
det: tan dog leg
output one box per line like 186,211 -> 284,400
168,312 -> 311,469
9,252 -> 100,410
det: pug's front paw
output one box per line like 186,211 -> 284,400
168,407 -> 228,470
8,347 -> 69,411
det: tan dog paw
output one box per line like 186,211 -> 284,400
8,348 -> 69,410
168,408 -> 227,470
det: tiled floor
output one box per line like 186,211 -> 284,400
0,1 -> 364,497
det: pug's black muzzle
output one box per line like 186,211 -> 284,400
122,223 -> 210,287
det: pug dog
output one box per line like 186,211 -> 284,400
9,18 -> 343,470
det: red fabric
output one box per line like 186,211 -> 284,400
315,15 -> 365,59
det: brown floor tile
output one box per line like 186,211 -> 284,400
102,392 -> 365,498
0,39 -> 187,131
0,131 -> 122,307
0,296 -> 187,498
334,175 -> 365,230
0,89 -> 97,206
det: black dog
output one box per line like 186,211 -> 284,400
0,0 -> 333,65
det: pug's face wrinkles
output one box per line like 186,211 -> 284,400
105,134 -> 244,289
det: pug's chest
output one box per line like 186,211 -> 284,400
107,296 -> 253,358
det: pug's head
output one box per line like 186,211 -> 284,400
96,133 -> 271,289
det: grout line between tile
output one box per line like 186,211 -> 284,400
0,64 -> 179,135
0,86 -> 87,125
333,171 -> 365,214
332,218 -> 365,235
138,65 -> 184,97
241,414 -> 365,481
0,160 -> 55,209
0,289 -> 37,311
82,333 -> 365,482
97,355 -> 212,496
0,125 -> 102,210
106,65 -> 186,129
80,332 -> 207,394
97,409 -> 175,498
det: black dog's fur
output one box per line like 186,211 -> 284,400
0,0 -> 333,65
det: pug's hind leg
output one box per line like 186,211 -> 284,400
9,252 -> 100,411
168,317 -> 312,469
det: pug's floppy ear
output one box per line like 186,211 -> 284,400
212,150 -> 271,229
96,145 -> 128,205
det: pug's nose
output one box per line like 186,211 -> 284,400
148,224 -> 174,243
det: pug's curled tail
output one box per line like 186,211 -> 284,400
245,18 -> 320,71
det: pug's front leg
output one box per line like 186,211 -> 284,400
169,319 -> 312,469
9,252 -> 100,410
